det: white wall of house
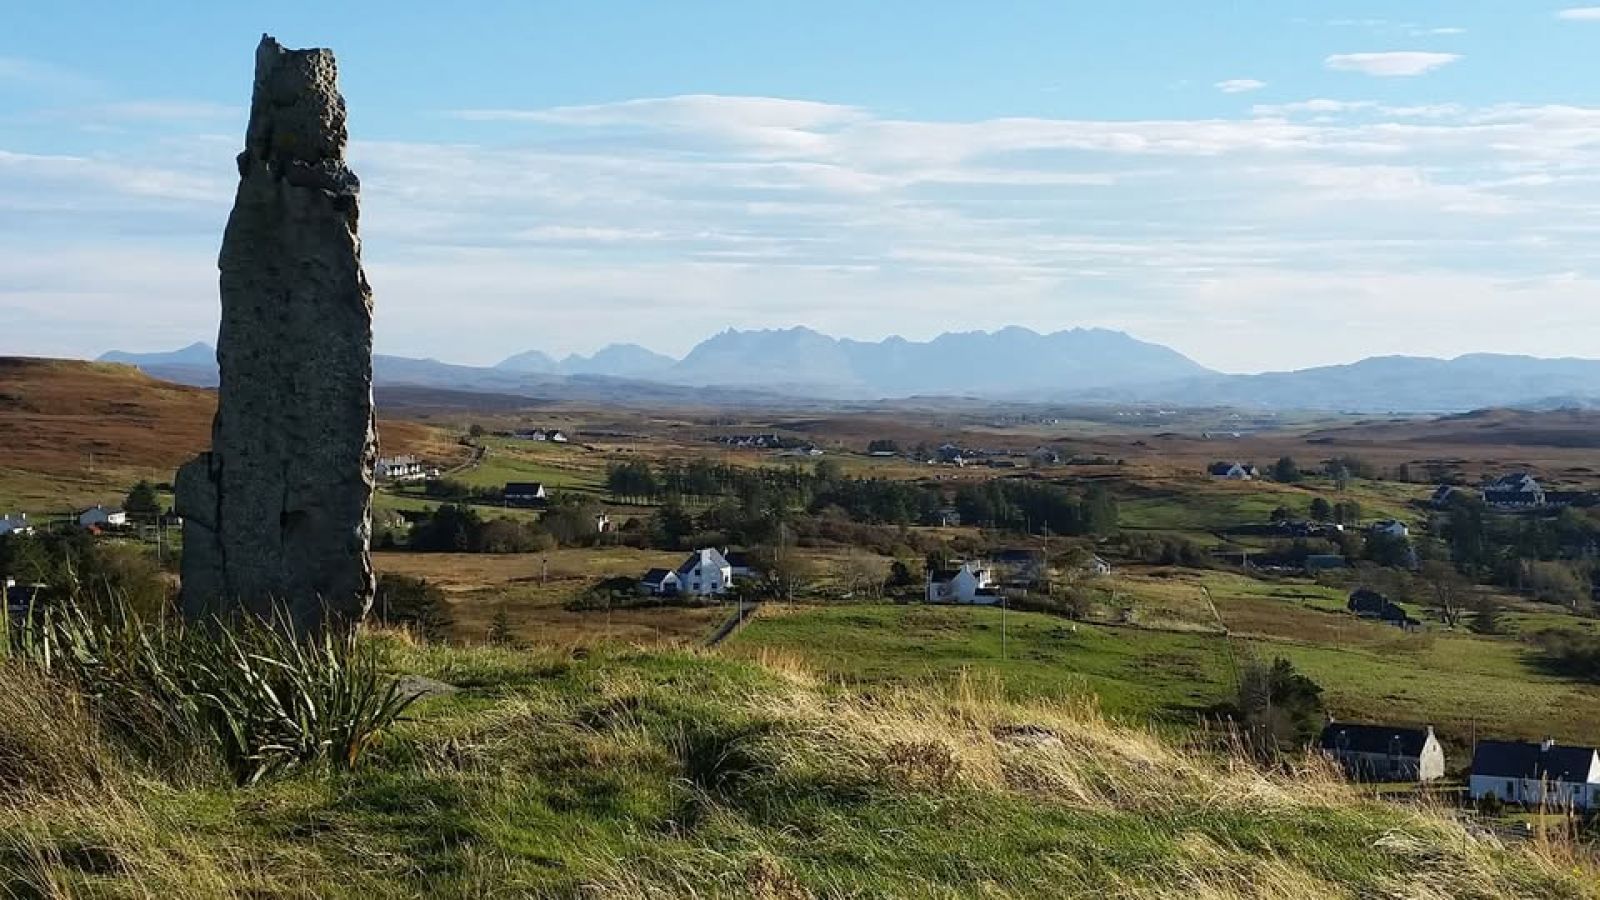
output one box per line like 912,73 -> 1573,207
0,513 -> 32,536
679,549 -> 733,596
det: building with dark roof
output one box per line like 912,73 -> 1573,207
1470,739 -> 1600,810
1483,473 -> 1546,509
502,482 -> 548,507
1318,722 -> 1445,782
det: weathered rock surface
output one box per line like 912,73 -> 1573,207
176,35 -> 376,631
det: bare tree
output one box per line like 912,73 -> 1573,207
1420,560 -> 1469,627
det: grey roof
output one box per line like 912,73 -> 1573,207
1319,723 -> 1433,757
641,568 -> 675,585
503,482 -> 545,494
1471,740 -> 1599,781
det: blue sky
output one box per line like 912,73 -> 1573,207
3,2 -> 1600,372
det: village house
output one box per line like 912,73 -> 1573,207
594,513 -> 613,534
1207,461 -> 1259,480
1430,484 -> 1464,509
640,548 -> 735,597
1318,722 -> 1446,782
723,550 -> 758,581
1483,473 -> 1546,509
0,513 -> 34,537
1470,739 -> 1600,811
926,561 -> 1001,605
1029,446 -> 1062,466
77,506 -> 127,529
513,428 -> 548,441
375,455 -> 426,481
548,430 -> 569,443
4,578 -> 44,616
502,482 -> 548,507
1088,555 -> 1113,577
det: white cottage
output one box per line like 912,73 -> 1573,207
643,548 -> 735,597
927,561 -> 1001,605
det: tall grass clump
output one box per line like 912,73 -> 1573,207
2,600 -> 416,785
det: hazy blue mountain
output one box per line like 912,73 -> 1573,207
660,326 -> 1211,395
1118,354 -> 1600,412
94,335 -> 1600,412
494,349 -> 559,373
100,341 -> 215,368
556,344 -> 675,378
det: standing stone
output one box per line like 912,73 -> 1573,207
176,35 -> 376,632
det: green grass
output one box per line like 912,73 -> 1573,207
1114,476 -> 1427,538
1,640 -> 1591,898
730,592 -> 1600,748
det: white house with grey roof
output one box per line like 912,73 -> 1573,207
1471,739 -> 1600,810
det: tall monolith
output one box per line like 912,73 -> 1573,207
176,34 -> 376,632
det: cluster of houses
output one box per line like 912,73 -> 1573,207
1208,461 -> 1262,480
510,428 -> 569,443
375,455 -> 435,482
1,506 -> 132,537
639,548 -> 757,597
1318,722 -> 1600,811
925,553 -> 1111,604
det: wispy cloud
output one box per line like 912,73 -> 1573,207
1215,79 -> 1266,94
1325,51 -> 1461,77
1556,7 -> 1600,20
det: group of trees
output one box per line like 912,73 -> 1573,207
606,459 -> 1119,540
0,530 -> 169,617
407,498 -> 608,554
1266,455 -> 1377,487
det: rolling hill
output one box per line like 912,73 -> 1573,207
0,357 -> 459,509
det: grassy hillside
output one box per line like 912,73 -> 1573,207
1,638 -> 1593,898
728,594 -> 1600,748
0,357 -> 463,510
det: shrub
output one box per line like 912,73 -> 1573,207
373,573 -> 454,641
4,602 -> 416,785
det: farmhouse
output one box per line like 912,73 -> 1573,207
1207,461 -> 1258,480
1430,484 -> 1464,508
723,550 -> 758,581
502,482 -> 548,507
0,513 -> 33,537
1470,740 -> 1600,811
677,548 -> 734,596
642,549 -> 737,598
77,506 -> 127,529
1088,555 -> 1113,577
1483,473 -> 1546,509
514,429 -> 548,441
4,578 -> 44,616
1318,722 -> 1445,782
927,561 -> 1001,605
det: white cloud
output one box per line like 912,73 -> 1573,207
1428,27 -> 1467,35
1325,51 -> 1462,77
1215,79 -> 1266,94
1557,7 -> 1600,20
14,90 -> 1600,368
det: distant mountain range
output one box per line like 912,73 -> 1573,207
96,327 -> 1600,412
